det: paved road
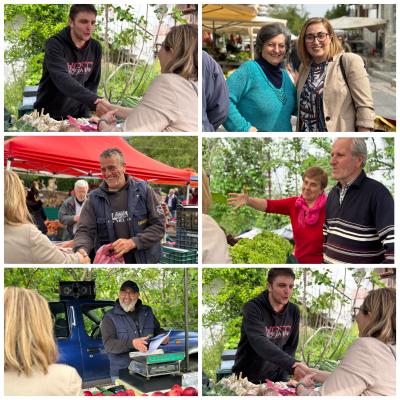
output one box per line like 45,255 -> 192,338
369,75 -> 396,120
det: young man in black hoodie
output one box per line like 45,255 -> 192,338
232,268 -> 308,383
34,4 -> 105,120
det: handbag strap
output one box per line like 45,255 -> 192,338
388,344 -> 396,360
339,54 -> 354,108
189,80 -> 198,95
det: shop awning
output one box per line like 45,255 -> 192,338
4,136 -> 196,185
329,16 -> 387,32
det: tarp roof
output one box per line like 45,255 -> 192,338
4,136 -> 195,185
329,16 -> 387,32
202,4 -> 287,32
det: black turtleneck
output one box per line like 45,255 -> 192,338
256,58 -> 283,89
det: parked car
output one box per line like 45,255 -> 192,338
49,283 -> 198,387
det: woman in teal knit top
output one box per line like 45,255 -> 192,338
224,23 -> 296,132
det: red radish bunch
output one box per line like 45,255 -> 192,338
150,385 -> 198,396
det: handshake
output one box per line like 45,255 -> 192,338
92,98 -> 119,128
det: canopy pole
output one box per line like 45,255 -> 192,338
250,27 -> 254,59
186,184 -> 190,203
6,158 -> 11,170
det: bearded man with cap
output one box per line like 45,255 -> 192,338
101,280 -> 168,383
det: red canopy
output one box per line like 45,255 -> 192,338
4,136 -> 194,185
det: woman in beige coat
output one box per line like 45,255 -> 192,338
5,287 -> 83,395
95,24 -> 198,132
4,170 -> 89,264
293,288 -> 396,396
296,17 -> 375,132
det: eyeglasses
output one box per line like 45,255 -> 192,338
305,32 -> 331,43
154,42 -> 171,55
120,290 -> 136,298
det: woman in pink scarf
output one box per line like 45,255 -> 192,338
228,167 -> 327,263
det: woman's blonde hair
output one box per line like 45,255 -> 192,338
163,24 -> 198,80
202,169 -> 212,214
297,17 -> 343,67
4,287 -> 58,375
359,287 -> 396,344
5,170 -> 33,225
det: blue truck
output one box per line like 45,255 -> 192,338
49,284 -> 198,388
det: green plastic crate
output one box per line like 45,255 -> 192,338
161,246 -> 197,264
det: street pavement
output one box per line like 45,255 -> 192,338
369,75 -> 396,120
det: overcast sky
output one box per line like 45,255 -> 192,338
303,4 -> 334,18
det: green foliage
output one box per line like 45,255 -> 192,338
202,333 -> 226,380
230,232 -> 293,264
209,202 -> 290,236
5,4 -> 70,63
128,137 -> 198,170
4,268 -> 198,330
325,5 -> 350,19
267,5 -> 310,35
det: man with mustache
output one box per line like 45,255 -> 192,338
101,281 -> 168,383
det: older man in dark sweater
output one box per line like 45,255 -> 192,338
324,138 -> 394,263
232,268 -> 307,383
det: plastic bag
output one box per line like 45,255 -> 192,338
93,243 -> 125,264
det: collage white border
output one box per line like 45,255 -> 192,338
1,0 -> 399,398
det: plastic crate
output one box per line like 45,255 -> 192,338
161,246 -> 197,264
176,228 -> 198,250
176,205 -> 198,231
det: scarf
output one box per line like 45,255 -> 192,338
295,192 -> 327,227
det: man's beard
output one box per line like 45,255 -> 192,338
120,299 -> 137,312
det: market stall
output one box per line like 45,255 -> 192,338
5,136 -> 198,262
203,4 -> 287,63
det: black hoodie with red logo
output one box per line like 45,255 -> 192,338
34,27 -> 101,120
232,290 -> 300,383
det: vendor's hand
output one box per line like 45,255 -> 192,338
248,126 -> 258,132
112,238 -> 136,258
287,378 -> 298,388
161,336 -> 169,345
292,361 -> 311,380
227,188 -> 249,210
95,98 -> 113,117
132,336 -> 149,352
59,240 -> 74,248
73,215 -> 80,222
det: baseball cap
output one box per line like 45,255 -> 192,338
120,280 -> 139,293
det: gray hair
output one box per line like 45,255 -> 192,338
255,23 -> 291,59
74,179 -> 89,190
99,148 -> 125,165
350,138 -> 367,168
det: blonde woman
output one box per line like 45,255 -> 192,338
296,18 -> 375,132
4,170 -> 88,264
96,24 -> 198,132
5,287 -> 83,395
295,288 -> 396,396
202,169 -> 231,264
